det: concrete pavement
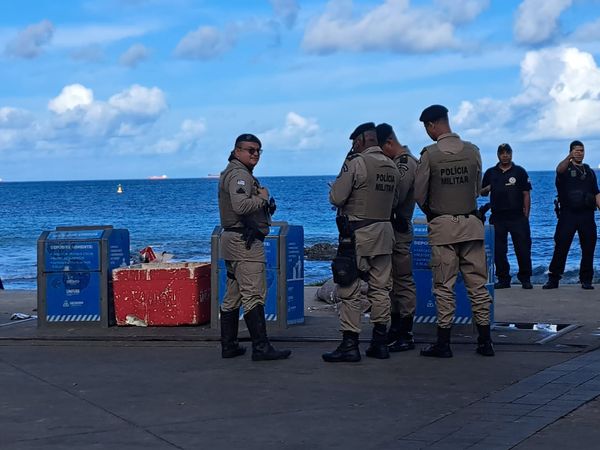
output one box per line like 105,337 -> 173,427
0,285 -> 599,449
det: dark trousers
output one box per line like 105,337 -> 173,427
548,210 -> 597,283
492,215 -> 532,283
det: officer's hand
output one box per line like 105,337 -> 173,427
258,187 -> 269,200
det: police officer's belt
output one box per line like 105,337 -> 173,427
223,227 -> 266,242
348,219 -> 389,232
428,210 -> 479,221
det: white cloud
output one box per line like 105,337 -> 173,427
48,84 -> 94,114
270,0 -> 300,28
5,20 -> 54,58
53,23 -> 157,47
302,0 -> 488,54
514,0 -> 572,45
119,43 -> 150,67
260,112 -> 320,150
48,84 -> 167,139
0,107 -> 34,129
174,26 -> 235,60
454,47 -> 600,141
148,118 -> 206,154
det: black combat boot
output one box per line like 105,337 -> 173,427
322,331 -> 361,362
389,315 -> 415,352
420,327 -> 453,358
220,308 -> 246,358
365,323 -> 390,359
476,324 -> 495,356
244,305 -> 291,361
387,312 -> 402,344
542,276 -> 559,289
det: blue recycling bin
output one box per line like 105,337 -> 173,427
411,222 -> 495,324
37,225 -> 130,327
211,222 -> 304,329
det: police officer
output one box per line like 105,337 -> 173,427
414,105 -> 494,358
218,133 -> 291,361
481,143 -> 533,290
543,140 -> 600,290
323,122 -> 400,362
376,123 -> 418,352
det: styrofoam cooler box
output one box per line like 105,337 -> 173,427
411,223 -> 495,324
113,262 -> 211,326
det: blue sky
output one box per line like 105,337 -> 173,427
1,0 -> 600,181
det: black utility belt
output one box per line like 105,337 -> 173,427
223,227 -> 265,241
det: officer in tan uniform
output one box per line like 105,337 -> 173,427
376,123 -> 418,352
218,133 -> 291,361
414,105 -> 494,358
323,122 -> 400,363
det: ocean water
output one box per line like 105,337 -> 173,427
0,173 -> 599,289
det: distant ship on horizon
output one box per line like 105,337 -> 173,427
148,174 -> 168,180
207,173 -> 220,179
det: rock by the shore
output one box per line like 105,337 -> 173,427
304,243 -> 337,261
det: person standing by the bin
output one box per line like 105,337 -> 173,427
376,123 -> 418,352
323,122 -> 400,363
218,133 -> 291,361
414,105 -> 494,358
543,140 -> 600,290
481,143 -> 533,290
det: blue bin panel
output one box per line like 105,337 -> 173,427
217,267 -> 280,322
414,271 -> 494,324
108,229 -> 130,270
45,271 -> 102,322
44,240 -> 101,272
286,279 -> 304,324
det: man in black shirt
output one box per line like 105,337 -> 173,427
482,143 -> 533,289
544,140 -> 600,290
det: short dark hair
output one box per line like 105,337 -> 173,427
497,143 -> 512,153
570,140 -> 584,150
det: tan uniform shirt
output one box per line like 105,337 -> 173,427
219,159 -> 270,262
414,133 -> 484,246
393,149 -> 417,245
330,146 -> 398,257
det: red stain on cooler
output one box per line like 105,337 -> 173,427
113,262 -> 211,326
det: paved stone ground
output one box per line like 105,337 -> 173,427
1,286 -> 599,449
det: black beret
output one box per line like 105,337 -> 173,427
349,122 -> 376,140
497,143 -> 512,153
419,104 -> 448,123
235,133 -> 262,147
375,123 -> 394,146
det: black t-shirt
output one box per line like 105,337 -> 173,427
482,163 -> 531,217
556,163 -> 599,212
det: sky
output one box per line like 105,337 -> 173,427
2,0 -> 600,181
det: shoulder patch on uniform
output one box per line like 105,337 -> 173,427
398,154 -> 408,164
342,163 -> 349,172
237,179 -> 246,186
236,187 -> 246,194
346,153 -> 361,161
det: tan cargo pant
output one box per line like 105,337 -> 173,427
391,241 -> 417,318
222,260 -> 266,313
430,240 -> 491,328
338,254 -> 392,334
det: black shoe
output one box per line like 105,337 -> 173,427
542,279 -> 559,289
521,281 -> 533,289
420,327 -> 453,358
476,324 -> 495,357
420,343 -> 453,358
322,331 -> 361,362
581,282 -> 595,290
244,305 -> 291,361
365,324 -> 390,359
494,281 -> 511,289
220,308 -> 246,359
388,315 -> 415,352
